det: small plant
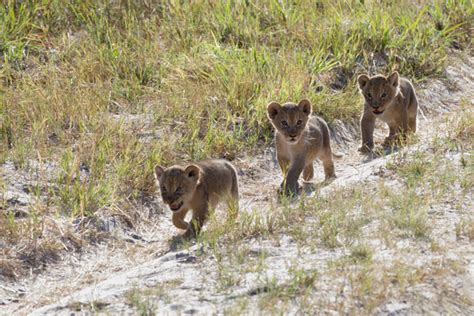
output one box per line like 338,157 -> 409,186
349,244 -> 373,263
257,266 -> 318,311
125,288 -> 157,316
455,219 -> 474,241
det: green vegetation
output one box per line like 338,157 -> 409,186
124,279 -> 181,315
125,287 -> 158,316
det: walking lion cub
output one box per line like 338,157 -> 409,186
357,71 -> 418,152
154,160 -> 239,237
267,99 -> 337,195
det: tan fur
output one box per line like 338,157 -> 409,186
154,159 -> 239,237
357,71 -> 418,152
267,99 -> 336,195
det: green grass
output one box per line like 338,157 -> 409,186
0,0 -> 472,280
124,279 -> 181,315
125,287 -> 158,316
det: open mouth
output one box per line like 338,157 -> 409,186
373,108 -> 385,115
169,201 -> 183,211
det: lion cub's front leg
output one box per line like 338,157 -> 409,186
277,156 -> 289,175
281,158 -> 305,195
383,112 -> 409,148
382,125 -> 399,148
172,209 -> 189,230
184,202 -> 209,238
359,112 -> 375,153
277,155 -> 296,195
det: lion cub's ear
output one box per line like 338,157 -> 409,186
387,71 -> 399,87
185,164 -> 200,182
154,165 -> 164,180
357,74 -> 370,90
298,99 -> 312,116
267,102 -> 281,120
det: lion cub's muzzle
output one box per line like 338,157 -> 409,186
370,101 -> 385,115
168,201 -> 183,212
372,107 -> 385,115
286,131 -> 300,143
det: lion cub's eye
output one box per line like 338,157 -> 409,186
296,120 -> 303,126
381,93 -> 387,99
366,93 -> 372,99
161,186 -> 167,193
281,121 -> 288,126
175,186 -> 183,194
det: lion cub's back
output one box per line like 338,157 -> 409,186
197,159 -> 237,193
307,115 -> 331,146
399,77 -> 418,110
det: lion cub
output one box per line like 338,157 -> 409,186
267,99 -> 337,195
357,71 -> 418,152
154,160 -> 239,237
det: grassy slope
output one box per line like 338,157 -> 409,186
123,106 -> 472,315
0,0 -> 473,278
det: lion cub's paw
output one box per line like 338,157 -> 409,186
277,183 -> 301,197
325,175 -> 337,182
183,228 -> 196,239
358,144 -> 373,153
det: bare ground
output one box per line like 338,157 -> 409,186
1,55 -> 473,315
